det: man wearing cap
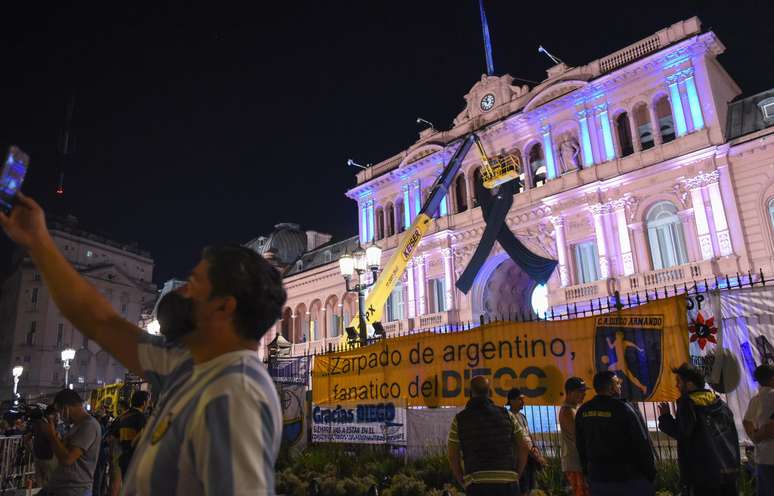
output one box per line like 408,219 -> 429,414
658,362 -> 739,496
559,377 -> 589,496
448,376 -> 530,495
507,387 -> 547,496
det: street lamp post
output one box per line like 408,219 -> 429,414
339,243 -> 382,346
11,366 -> 23,399
61,348 -> 76,388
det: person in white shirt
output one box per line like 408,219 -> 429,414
743,364 -> 774,496
0,193 -> 286,495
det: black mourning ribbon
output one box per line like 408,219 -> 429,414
455,179 -> 558,294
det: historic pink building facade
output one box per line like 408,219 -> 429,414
259,17 -> 774,358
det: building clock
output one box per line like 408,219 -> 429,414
480,93 -> 495,111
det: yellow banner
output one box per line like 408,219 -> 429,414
315,296 -> 689,406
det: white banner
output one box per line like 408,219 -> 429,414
716,286 -> 774,442
312,402 -> 407,445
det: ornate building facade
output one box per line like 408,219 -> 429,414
259,17 -> 774,358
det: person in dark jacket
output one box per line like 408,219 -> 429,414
658,362 -> 740,496
447,376 -> 530,496
576,370 -> 656,496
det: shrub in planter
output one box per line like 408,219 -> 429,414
383,473 -> 427,496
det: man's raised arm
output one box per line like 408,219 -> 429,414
0,193 -> 143,375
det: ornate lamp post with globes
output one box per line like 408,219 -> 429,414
339,243 -> 382,346
61,348 -> 76,388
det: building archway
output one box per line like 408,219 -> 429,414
471,252 -> 542,322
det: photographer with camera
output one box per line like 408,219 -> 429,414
23,405 -> 58,487
39,389 -> 102,496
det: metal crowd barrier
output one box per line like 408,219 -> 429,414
0,436 -> 34,493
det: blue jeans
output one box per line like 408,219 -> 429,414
589,478 -> 654,496
759,464 -> 774,496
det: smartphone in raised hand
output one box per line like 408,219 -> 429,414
0,146 -> 29,214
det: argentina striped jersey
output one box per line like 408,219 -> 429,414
121,336 -> 282,496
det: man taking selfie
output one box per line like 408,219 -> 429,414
0,193 -> 286,495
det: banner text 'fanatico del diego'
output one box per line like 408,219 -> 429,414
313,296 -> 689,406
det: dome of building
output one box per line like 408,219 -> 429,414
259,223 -> 307,267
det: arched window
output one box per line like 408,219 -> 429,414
472,168 -> 483,207
768,198 -> 774,239
615,112 -> 634,157
281,308 -> 292,340
309,301 -> 322,341
375,207 -> 384,240
294,303 -> 307,343
395,199 -> 406,233
633,103 -> 654,150
528,144 -> 546,187
385,203 -> 395,237
646,202 -> 688,270
325,296 -> 340,338
655,96 -> 675,143
455,174 -> 468,213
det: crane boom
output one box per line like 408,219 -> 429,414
347,133 -> 479,336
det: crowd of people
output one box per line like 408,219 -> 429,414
6,388 -> 152,495
448,363 -> 774,496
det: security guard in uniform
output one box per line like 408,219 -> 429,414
575,371 -> 656,496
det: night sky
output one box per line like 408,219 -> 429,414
1,1 -> 772,284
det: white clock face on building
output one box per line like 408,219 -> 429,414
480,93 -> 495,111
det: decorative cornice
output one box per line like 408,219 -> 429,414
681,169 -> 720,190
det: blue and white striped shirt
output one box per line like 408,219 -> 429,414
121,337 -> 282,496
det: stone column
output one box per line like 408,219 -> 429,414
405,259 -> 416,319
441,248 -> 455,310
590,204 -> 611,278
415,255 -> 427,316
611,199 -> 635,275
550,216 -> 570,287
688,186 -> 715,260
706,174 -> 733,256
596,104 -> 616,162
647,105 -> 663,145
666,73 -> 688,137
627,108 -> 642,152
577,109 -> 595,167
630,222 -> 649,273
541,125 -> 558,180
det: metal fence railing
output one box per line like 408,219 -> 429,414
285,268 -> 774,462
0,436 -> 34,493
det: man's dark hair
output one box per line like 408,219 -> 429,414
470,376 -> 490,398
754,364 -> 774,385
593,370 -> 617,393
672,362 -> 706,389
53,389 -> 83,407
202,245 -> 287,340
131,391 -> 150,408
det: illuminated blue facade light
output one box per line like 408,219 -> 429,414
684,76 -> 704,131
403,186 -> 411,228
542,127 -> 557,179
366,201 -> 374,241
668,83 -> 688,136
578,112 -> 594,167
599,110 -> 616,161
360,205 -> 368,243
413,182 -> 421,216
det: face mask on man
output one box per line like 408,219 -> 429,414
156,291 -> 196,342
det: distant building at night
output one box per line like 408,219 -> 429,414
0,216 -> 156,399
259,17 -> 774,357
